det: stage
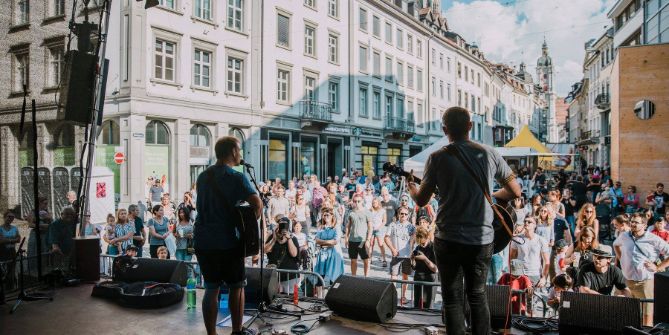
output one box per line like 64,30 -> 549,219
1,284 -> 559,334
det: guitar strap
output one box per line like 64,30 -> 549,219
447,144 -> 514,239
205,167 -> 246,254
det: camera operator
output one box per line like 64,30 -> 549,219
264,217 -> 300,293
532,167 -> 547,196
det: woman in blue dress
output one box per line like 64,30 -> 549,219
313,207 -> 344,298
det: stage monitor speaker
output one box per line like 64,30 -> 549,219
656,272 -> 669,324
74,237 -> 100,281
58,50 -> 98,125
113,257 -> 188,286
559,291 -> 641,334
325,275 -> 397,323
244,267 -> 279,306
487,284 -> 511,330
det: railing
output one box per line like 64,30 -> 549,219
385,117 -> 416,135
595,93 -> 610,110
579,130 -> 592,141
299,100 -> 333,122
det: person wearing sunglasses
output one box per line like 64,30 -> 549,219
576,245 -> 631,298
384,207 -> 416,305
345,194 -> 373,277
613,213 -> 669,326
575,203 -> 599,241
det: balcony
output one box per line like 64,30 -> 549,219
299,100 -> 332,128
595,93 -> 610,110
427,120 -> 443,135
385,117 -> 415,139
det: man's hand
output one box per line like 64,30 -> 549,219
407,170 -> 415,184
344,240 -> 349,248
536,277 -> 547,288
391,248 -> 399,257
414,252 -> 427,262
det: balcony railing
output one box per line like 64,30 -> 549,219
595,93 -> 610,110
299,100 -> 333,123
590,129 -> 600,139
580,130 -> 591,141
385,117 -> 415,137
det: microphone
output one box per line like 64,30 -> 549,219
239,159 -> 254,169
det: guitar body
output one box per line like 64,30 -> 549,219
491,201 -> 516,254
236,203 -> 260,257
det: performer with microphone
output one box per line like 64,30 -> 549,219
408,107 -> 521,335
194,136 -> 262,335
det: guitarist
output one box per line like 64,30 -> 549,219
194,136 -> 262,335
408,107 -> 521,335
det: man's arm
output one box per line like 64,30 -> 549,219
492,177 -> 522,202
409,155 -> 437,208
578,286 -> 601,295
247,194 -> 263,220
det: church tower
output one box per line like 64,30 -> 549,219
536,38 -> 557,143
536,39 -> 554,93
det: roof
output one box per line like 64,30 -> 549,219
504,125 -> 551,153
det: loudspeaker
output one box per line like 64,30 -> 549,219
244,267 -> 279,306
58,50 -> 98,124
113,257 -> 188,286
487,284 -> 511,329
74,237 -> 100,281
655,272 -> 669,323
325,275 -> 397,323
559,291 -> 641,334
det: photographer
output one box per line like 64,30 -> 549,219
264,217 -> 300,293
532,167 -> 547,196
411,226 -> 437,309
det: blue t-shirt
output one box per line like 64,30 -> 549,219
147,217 -> 170,246
194,164 -> 257,250
1,225 -> 19,249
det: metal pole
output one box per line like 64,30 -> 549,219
31,99 -> 42,280
79,0 -> 113,232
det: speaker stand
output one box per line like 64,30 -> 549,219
9,241 -> 53,314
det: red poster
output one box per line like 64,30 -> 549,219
96,182 -> 106,198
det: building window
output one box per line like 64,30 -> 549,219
471,95 -> 476,112
409,98 -> 417,124
304,0 -> 315,9
193,49 -> 211,88
465,92 -> 469,109
304,24 -> 316,57
407,65 -> 414,89
359,86 -> 368,117
439,53 -> 444,69
385,22 -> 392,44
190,124 -> 211,148
226,56 -> 244,94
417,101 -> 423,126
47,46 -> 64,88
194,0 -> 212,20
328,33 -> 339,64
304,74 -> 317,101
387,147 -> 401,165
385,56 -> 392,82
465,65 -> 469,81
471,69 -> 474,84
396,28 -> 403,49
269,138 -> 288,181
361,145 -> 378,177
50,0 -> 65,17
396,61 -> 403,85
100,120 -> 120,145
328,0 -> 338,17
12,52 -> 29,92
372,15 -> 380,37
439,80 -> 444,99
373,91 -> 381,119
277,68 -> 290,103
447,57 -> 451,73
457,89 -> 462,106
328,81 -> 339,112
359,7 -> 367,31
416,68 -> 423,91
457,62 -> 461,78
416,40 -> 422,58
159,0 -> 175,10
154,39 -> 175,82
373,51 -> 381,77
431,49 -> 436,65
145,120 -> 170,145
359,45 -> 368,72
447,83 -> 452,101
16,0 -> 29,25
396,96 -> 404,118
277,13 -> 290,48
385,94 -> 394,118
407,35 -> 413,54
431,77 -> 436,97
227,0 -> 243,31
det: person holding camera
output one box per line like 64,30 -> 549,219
411,226 -> 437,309
264,217 -> 300,293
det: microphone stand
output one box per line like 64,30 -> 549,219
241,165 -> 300,328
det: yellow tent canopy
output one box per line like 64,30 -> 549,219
504,125 -> 573,171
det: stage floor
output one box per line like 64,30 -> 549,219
1,284 -> 557,334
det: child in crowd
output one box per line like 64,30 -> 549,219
553,239 -> 569,276
498,259 -> 533,315
103,213 -> 122,255
547,274 -> 574,310
411,226 -> 437,309
157,246 -> 168,260
292,221 -> 310,270
650,213 -> 669,243
125,245 -> 138,257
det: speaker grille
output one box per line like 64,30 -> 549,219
559,291 -> 641,334
655,272 -> 669,324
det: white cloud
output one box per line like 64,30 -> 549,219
444,0 -> 616,96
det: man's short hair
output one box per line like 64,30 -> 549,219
128,204 -> 138,212
658,182 -> 665,188
441,106 -> 471,139
214,136 -> 240,160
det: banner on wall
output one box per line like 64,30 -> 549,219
89,166 -> 115,225
145,145 -> 170,195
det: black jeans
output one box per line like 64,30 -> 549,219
434,239 -> 493,335
413,272 -> 436,309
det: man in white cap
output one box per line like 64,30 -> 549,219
577,245 -> 632,297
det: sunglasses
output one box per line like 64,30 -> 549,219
399,213 -> 409,216
631,220 -> 644,225
585,210 -> 594,213
323,213 -> 333,216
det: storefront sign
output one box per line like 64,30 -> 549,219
324,126 -> 350,134
132,132 -> 144,138
360,129 -> 382,138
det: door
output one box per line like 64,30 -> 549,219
327,140 -> 342,180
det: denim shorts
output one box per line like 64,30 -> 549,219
372,227 -> 386,237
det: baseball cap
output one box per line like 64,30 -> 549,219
555,239 -> 568,249
510,259 -> 525,276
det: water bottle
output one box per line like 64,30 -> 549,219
186,277 -> 197,309
219,289 -> 230,315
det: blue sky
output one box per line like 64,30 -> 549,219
440,0 -> 615,96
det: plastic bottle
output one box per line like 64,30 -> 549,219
293,283 -> 299,305
186,277 -> 197,309
219,289 -> 230,315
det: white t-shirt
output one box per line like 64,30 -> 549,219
385,221 -> 416,258
511,234 -> 549,277
294,232 -> 308,248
